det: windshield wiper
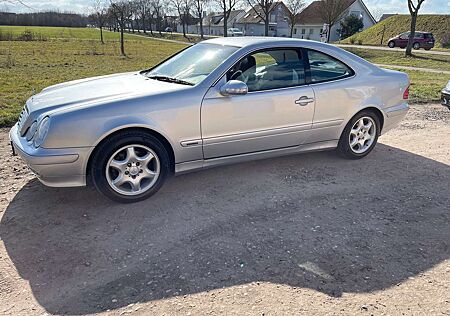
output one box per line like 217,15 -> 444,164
147,75 -> 194,86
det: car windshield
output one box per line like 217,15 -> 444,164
145,43 -> 239,85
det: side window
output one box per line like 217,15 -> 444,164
307,50 -> 354,83
227,49 -> 306,92
399,32 -> 409,39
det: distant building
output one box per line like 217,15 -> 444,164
293,0 -> 376,41
378,13 -> 397,22
235,1 -> 291,37
203,10 -> 246,36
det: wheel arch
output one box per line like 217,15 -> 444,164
344,106 -> 385,136
86,126 -> 176,178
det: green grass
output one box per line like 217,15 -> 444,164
0,25 -> 142,41
0,26 -> 187,127
342,14 -> 450,48
0,26 -> 447,127
402,70 -> 449,102
123,30 -> 215,44
345,47 -> 450,71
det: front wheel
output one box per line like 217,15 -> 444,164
388,41 -> 395,48
337,111 -> 380,159
90,131 -> 170,203
413,42 -> 420,50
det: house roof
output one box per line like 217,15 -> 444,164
379,13 -> 397,22
204,10 -> 244,26
237,1 -> 287,24
297,0 -> 356,24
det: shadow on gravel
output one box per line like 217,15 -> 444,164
1,144 -> 449,314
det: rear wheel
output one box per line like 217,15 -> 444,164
413,42 -> 420,50
388,41 -> 395,48
337,111 -> 380,159
90,131 -> 170,203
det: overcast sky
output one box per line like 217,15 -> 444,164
2,0 -> 449,17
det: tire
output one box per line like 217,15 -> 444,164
413,42 -> 420,50
90,130 -> 171,203
388,41 -> 395,48
337,110 -> 381,159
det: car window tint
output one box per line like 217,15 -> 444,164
307,50 -> 353,83
227,49 -> 306,92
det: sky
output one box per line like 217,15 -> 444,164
1,0 -> 450,17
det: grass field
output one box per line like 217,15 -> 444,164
0,26 -> 448,127
342,15 -> 450,48
0,26 -> 187,126
345,47 -> 450,71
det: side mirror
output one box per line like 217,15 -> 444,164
220,80 -> 248,96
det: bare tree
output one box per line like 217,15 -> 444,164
135,0 -> 150,34
285,0 -> 305,38
180,0 -> 191,36
217,0 -> 239,37
93,0 -> 109,44
191,0 -> 207,38
152,0 -> 165,35
171,0 -> 187,36
110,0 -> 133,56
246,0 -> 274,36
405,0 -> 425,56
317,0 -> 347,42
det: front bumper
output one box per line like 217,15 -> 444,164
9,123 -> 92,187
442,91 -> 450,109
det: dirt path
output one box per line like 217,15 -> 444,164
0,103 -> 449,316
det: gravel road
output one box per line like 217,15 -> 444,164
0,103 -> 449,316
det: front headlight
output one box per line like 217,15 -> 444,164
26,121 -> 38,141
33,117 -> 50,148
446,81 -> 450,91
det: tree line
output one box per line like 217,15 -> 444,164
0,11 -> 88,27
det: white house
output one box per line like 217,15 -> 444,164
203,10 -> 246,36
293,0 -> 376,42
234,1 -> 291,37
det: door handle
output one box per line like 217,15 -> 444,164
295,96 -> 315,106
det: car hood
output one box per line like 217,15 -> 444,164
26,72 -> 188,115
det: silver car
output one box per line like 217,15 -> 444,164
10,37 -> 410,202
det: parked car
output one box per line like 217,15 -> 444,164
442,80 -> 450,110
387,31 -> 435,50
10,38 -> 410,203
227,28 -> 243,37
164,27 -> 173,32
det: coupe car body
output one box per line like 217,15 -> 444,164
10,37 -> 410,202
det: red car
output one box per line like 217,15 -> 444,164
388,32 -> 435,50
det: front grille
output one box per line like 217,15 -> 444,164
17,105 -> 29,135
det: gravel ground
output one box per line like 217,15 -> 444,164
0,103 -> 449,316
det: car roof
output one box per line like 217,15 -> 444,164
202,36 -> 381,74
203,36 -> 334,50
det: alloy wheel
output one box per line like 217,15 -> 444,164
348,116 -> 376,154
105,144 -> 161,196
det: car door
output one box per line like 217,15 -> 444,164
201,48 -> 315,159
398,32 -> 410,47
304,49 -> 356,143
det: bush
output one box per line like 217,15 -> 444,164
441,32 -> 450,48
357,39 -> 363,45
0,30 -> 13,41
340,15 -> 364,39
15,30 -> 48,41
349,37 -> 355,44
